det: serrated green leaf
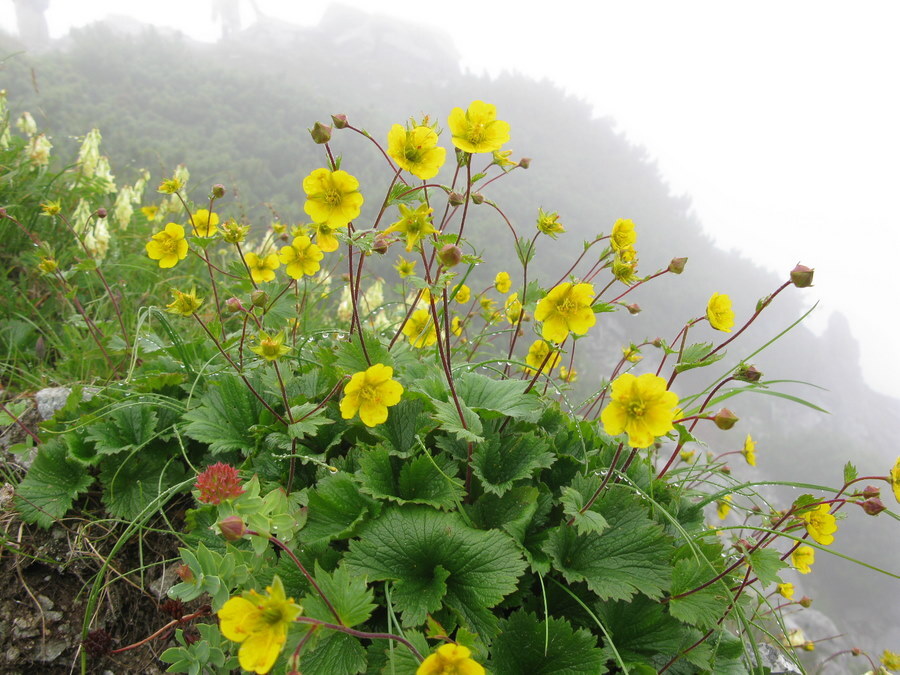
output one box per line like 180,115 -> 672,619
515,236 -> 536,266
544,488 -> 672,602
843,461 -> 858,484
492,611 -> 604,674
467,487 -> 539,543
675,342 -> 725,373
595,595 -> 685,667
746,548 -> 788,586
471,432 -> 553,496
333,332 -> 391,374
15,440 -> 95,528
791,493 -> 819,511
99,453 -> 185,519
302,473 -> 380,543
358,446 -> 463,509
287,403 -> 334,439
431,398 -> 483,443
183,375 -> 273,454
300,630 -> 367,675
456,372 -> 544,421
668,558 -> 732,630
345,506 -> 526,637
376,397 -> 429,456
591,302 -> 617,314
303,562 -> 376,628
85,404 -> 158,455
560,484 -> 609,536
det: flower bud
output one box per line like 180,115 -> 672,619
225,297 -> 244,314
331,113 -> 349,129
802,641 -> 815,651
448,192 -> 465,206
851,647 -> 861,656
518,157 -> 531,169
790,263 -> 814,288
721,464 -> 732,475
211,183 -> 226,199
470,192 -> 484,205
626,303 -> 641,315
651,337 -> 663,348
861,497 -> 886,516
310,121 -> 332,144
372,234 -> 389,255
862,485 -> 881,499
798,596 -> 813,608
95,207 -> 107,219
438,244 -> 463,268
668,257 -> 688,274
713,408 -> 739,430
218,516 -> 246,541
0,207 -> 7,218
341,273 -> 351,282
250,290 -> 269,307
176,564 -> 194,582
734,364 -> 762,383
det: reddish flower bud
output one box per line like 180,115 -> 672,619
372,234 -> 390,255
448,192 -> 465,206
790,263 -> 814,288
211,183 -> 226,199
626,303 -> 642,315
250,290 -> 269,307
734,364 -> 763,383
799,595 -> 813,608
861,497 -> 886,516
95,208 -> 107,219
851,647 -> 861,656
331,113 -> 349,129
438,244 -> 463,268
218,515 -> 246,541
225,297 -> 244,314
518,157 -> 531,169
470,192 -> 485,205
194,462 -> 245,504
713,408 -> 739,430
176,564 -> 194,582
310,121 -> 332,144
861,485 -> 881,499
668,257 -> 688,274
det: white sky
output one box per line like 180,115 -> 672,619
4,0 -> 900,397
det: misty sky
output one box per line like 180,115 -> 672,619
4,0 -> 899,397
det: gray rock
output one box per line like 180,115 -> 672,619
34,386 -> 72,420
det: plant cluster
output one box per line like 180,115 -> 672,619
2,93 -> 900,674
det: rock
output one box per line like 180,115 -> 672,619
34,387 -> 72,420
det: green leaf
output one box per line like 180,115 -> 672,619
591,302 -> 617,314
515,236 -> 536,266
345,506 -> 526,637
843,461 -> 858,484
302,473 -> 380,544
595,595 -> 685,668
303,562 -> 376,628
85,404 -> 158,455
668,558 -> 732,630
467,486 -> 539,543
492,611 -> 604,674
183,375 -> 273,454
376,397 -> 430,456
456,372 -> 544,421
791,493 -> 819,511
544,487 -> 672,602
431,398 -> 483,443
15,440 -> 95,528
333,332 -> 391,374
300,630 -> 367,674
560,484 -> 609,536
746,548 -> 788,586
287,402 -> 334,440
99,453 -> 185,519
471,432 -> 553,496
0,400 -> 29,426
357,446 -> 463,509
675,342 -> 726,373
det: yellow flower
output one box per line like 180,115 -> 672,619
146,222 -> 189,268
525,339 -> 561,375
618,245 -> 637,263
890,456 -> 900,504
166,288 -> 203,317
302,168 -> 364,228
792,545 -> 815,574
492,148 -> 518,169
417,643 -> 485,675
278,235 -> 323,279
505,293 -> 522,324
291,223 -> 310,238
40,200 -> 62,216
600,372 -> 679,448
454,284 -> 471,304
479,297 -> 495,312
395,256 -> 416,278
271,221 -> 287,234
559,366 -> 578,383
777,582 -> 795,600
742,435 -> 757,466
340,363 -> 404,427
384,202 -> 438,252
387,123 -> 446,180
706,292 -> 735,332
220,219 -> 250,244
141,205 -> 159,221
157,177 -> 184,194
612,254 -> 638,285
218,575 -> 302,674
536,208 -> 565,237
37,257 -> 58,275
534,282 -> 596,343
494,271 -> 512,294
191,208 -> 219,237
801,504 -> 837,546
250,331 -> 291,362
882,650 -> 900,670
610,219 -> 637,251
245,252 -> 280,284
622,345 -> 642,363
403,309 -> 437,348
679,449 -> 696,463
311,221 -> 340,252
451,315 -> 463,336
716,495 -> 732,520
448,100 -> 510,154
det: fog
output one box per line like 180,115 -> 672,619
2,0 -> 898,664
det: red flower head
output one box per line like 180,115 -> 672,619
194,462 -> 245,504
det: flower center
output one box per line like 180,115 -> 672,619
160,237 -> 178,253
627,401 -> 645,418
556,297 -> 577,316
324,189 -> 342,207
358,385 -> 378,402
468,122 -> 486,144
262,606 -> 285,625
